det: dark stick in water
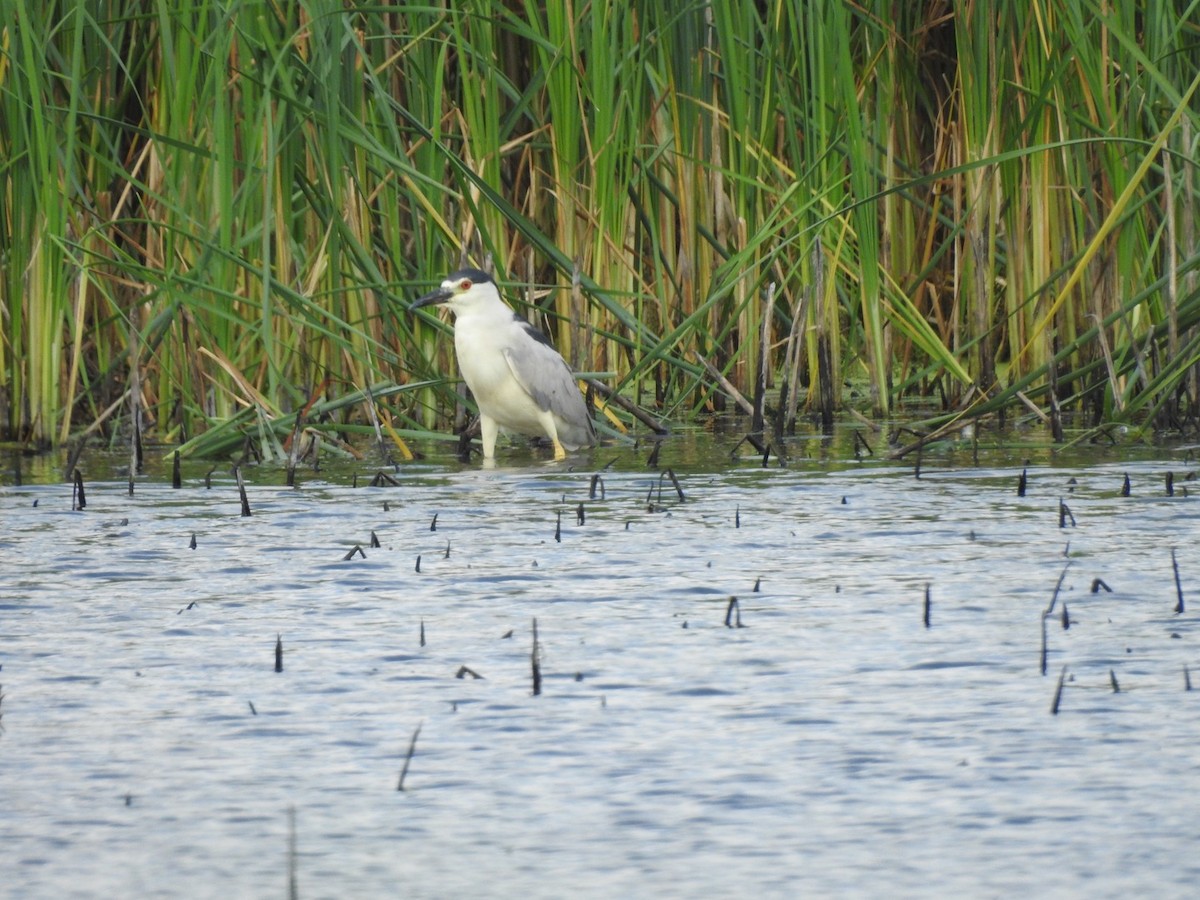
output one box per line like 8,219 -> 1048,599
531,618 -> 542,696
1050,666 -> 1067,715
235,467 -> 251,517
1172,548 -> 1184,614
663,468 -> 685,503
396,722 -> 423,792
287,806 -> 298,900
1041,564 -> 1071,675
73,468 -> 86,511
724,596 -> 744,628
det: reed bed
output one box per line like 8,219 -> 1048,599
2,1 -> 1198,456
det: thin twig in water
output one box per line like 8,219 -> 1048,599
397,722 -> 423,791
1172,548 -> 1185,614
1041,564 -> 1071,675
288,806 -> 298,900
234,466 -> 251,517
1051,666 -> 1068,715
531,618 -> 542,696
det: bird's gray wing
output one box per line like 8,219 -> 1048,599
501,320 -> 590,423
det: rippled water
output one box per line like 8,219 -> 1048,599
3,437 -> 1200,898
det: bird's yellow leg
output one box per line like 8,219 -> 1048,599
538,410 -> 567,461
480,416 -> 498,460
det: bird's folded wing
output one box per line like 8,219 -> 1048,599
501,342 -> 582,418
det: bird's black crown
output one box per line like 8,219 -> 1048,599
446,267 -> 495,286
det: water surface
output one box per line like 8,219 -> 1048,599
3,436 -> 1199,898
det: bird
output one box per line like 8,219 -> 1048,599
411,267 -> 596,462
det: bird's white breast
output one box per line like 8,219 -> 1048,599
453,307 -> 546,431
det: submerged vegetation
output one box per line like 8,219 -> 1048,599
1,1 -> 1199,459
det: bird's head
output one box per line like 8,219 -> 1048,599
410,268 -> 500,316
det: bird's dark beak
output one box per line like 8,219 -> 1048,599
410,287 -> 452,312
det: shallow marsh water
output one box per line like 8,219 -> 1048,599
3,432 -> 1200,898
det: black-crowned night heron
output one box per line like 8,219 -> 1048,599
411,267 -> 596,461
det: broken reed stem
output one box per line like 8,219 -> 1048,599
235,466 -> 252,517
653,467 -> 685,504
288,806 -> 298,900
275,634 -> 283,673
396,721 -> 423,791
1041,563 -> 1071,675
364,386 -> 391,463
692,348 -> 756,418
129,331 -> 142,496
72,468 -> 86,510
172,450 -> 181,489
1040,615 -> 1048,676
724,596 -> 743,628
583,378 -> 667,434
63,439 -> 86,483
531,617 -> 542,696
1051,666 -> 1067,715
923,583 -> 931,629
1172,548 -> 1184,614
286,416 -> 303,488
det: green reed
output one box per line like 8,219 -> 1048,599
1,0 -> 1197,455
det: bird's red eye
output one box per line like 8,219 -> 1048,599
460,279 -> 472,290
